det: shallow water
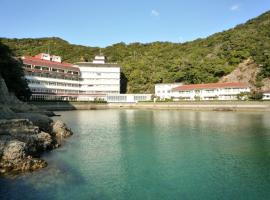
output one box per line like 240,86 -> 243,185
1,110 -> 270,200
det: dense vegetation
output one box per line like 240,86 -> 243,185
0,42 -> 31,100
1,11 -> 269,93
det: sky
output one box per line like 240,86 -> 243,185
0,0 -> 270,47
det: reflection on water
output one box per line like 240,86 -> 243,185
1,110 -> 270,200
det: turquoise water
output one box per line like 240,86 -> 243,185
1,110 -> 270,200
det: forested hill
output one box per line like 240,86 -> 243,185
1,11 -> 270,93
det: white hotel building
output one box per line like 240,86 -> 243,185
75,56 -> 120,101
22,53 -> 80,101
22,53 -> 151,102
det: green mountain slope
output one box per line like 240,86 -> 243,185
1,11 -> 270,93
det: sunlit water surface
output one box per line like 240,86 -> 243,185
1,110 -> 270,200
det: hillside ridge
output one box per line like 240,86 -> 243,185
1,10 -> 269,93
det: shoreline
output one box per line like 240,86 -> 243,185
0,75 -> 74,175
30,101 -> 270,112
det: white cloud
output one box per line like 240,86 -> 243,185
151,9 -> 160,17
230,4 -> 240,11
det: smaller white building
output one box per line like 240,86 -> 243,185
171,82 -> 250,101
263,91 -> 270,100
155,83 -> 183,99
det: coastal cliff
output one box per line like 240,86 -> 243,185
0,76 -> 73,174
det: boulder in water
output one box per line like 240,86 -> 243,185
52,120 -> 73,141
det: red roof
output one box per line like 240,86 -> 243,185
172,82 -> 249,91
22,56 -> 79,71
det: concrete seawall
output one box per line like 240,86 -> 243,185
30,101 -> 270,112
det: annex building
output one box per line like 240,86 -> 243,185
155,83 -> 183,99
155,82 -> 250,101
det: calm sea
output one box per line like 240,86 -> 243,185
1,110 -> 270,200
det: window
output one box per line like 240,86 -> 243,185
34,66 -> 41,70
24,64 -> 31,68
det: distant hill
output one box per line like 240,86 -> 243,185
1,11 -> 270,93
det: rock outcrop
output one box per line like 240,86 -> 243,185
219,58 -> 270,91
0,76 -> 73,175
53,120 -> 73,139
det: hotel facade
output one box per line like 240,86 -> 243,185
74,56 -> 121,101
22,53 -> 80,101
22,53 -> 151,102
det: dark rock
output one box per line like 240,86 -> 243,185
0,119 -> 54,174
2,140 -> 27,164
37,131 -> 53,151
17,113 -> 53,133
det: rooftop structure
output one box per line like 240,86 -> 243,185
34,53 -> 62,63
92,55 -> 106,64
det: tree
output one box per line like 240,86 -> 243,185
0,42 -> 31,100
249,91 -> 263,100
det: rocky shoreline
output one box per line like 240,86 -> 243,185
0,76 -> 73,175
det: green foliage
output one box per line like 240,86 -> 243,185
156,98 -> 173,102
0,11 -> 270,93
254,75 -> 264,88
93,98 -> 107,103
237,92 -> 250,101
249,91 -> 263,101
237,91 -> 263,101
0,42 -> 31,100
194,95 -> 201,101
